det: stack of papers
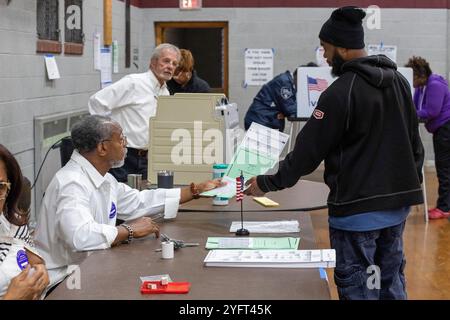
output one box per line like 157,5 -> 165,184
205,237 -> 299,250
229,221 -> 300,233
204,249 -> 336,268
200,123 -> 289,199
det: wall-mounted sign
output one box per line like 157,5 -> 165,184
244,48 -> 274,87
179,0 -> 202,10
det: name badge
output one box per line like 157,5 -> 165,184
16,250 -> 29,270
109,202 -> 117,219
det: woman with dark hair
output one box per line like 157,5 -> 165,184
406,56 -> 450,219
0,144 -> 49,299
167,49 -> 211,94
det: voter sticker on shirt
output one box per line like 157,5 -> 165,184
280,87 -> 293,100
16,250 -> 29,270
109,202 -> 117,219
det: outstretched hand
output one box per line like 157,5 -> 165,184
197,178 -> 226,193
243,176 -> 265,197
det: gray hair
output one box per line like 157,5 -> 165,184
151,43 -> 181,61
71,115 -> 117,153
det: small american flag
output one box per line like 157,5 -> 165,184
307,76 -> 328,92
236,175 -> 244,202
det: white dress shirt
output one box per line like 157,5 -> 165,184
0,213 -> 41,298
88,70 -> 169,150
33,150 -> 180,286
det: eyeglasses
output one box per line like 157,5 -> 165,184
0,181 -> 11,195
102,134 -> 127,146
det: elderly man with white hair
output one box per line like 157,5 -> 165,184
88,43 -> 181,182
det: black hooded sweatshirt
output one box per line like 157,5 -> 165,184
257,55 -> 424,217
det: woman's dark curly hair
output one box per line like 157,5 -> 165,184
0,144 -> 27,226
405,56 -> 432,79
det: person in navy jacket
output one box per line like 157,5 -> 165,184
244,63 -> 317,132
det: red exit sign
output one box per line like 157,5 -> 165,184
179,0 -> 202,10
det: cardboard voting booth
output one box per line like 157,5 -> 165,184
148,93 -> 242,185
296,66 -> 414,118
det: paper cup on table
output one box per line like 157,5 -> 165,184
161,241 -> 174,259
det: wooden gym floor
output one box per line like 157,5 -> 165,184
306,168 -> 450,300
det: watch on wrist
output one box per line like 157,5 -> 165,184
121,223 -> 134,244
190,182 -> 200,199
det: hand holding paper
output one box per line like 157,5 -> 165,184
243,176 -> 265,197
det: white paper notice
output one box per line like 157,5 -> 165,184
367,43 -> 397,63
93,32 -> 101,70
100,47 -> 112,88
44,55 -> 60,80
244,48 -> 274,86
113,40 -> 119,73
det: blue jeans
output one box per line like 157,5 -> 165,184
329,221 -> 407,300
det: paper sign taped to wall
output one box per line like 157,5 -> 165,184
44,55 -> 60,80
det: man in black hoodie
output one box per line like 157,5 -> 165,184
244,6 -> 424,300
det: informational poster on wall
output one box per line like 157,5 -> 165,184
296,66 -> 414,118
113,40 -> 119,73
44,54 -> 60,80
297,67 -> 336,118
93,32 -> 101,70
367,44 -> 397,63
100,47 -> 112,88
244,48 -> 274,86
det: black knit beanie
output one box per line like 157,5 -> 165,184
319,6 -> 366,49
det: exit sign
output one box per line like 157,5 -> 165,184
179,0 -> 202,10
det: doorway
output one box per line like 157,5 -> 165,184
155,21 -> 229,96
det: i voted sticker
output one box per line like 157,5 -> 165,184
109,202 -> 117,219
16,250 -> 29,270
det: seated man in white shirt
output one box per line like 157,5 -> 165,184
34,115 -> 223,288
88,43 -> 181,183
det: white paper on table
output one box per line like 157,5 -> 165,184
93,32 -> 101,70
204,249 -> 336,268
44,55 -> 60,80
100,47 -> 112,88
229,221 -> 300,233
139,274 -> 172,283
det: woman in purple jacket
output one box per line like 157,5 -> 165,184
406,56 -> 450,219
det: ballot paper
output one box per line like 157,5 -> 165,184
205,237 -> 299,250
204,249 -> 336,268
229,221 -> 300,233
201,123 -> 289,198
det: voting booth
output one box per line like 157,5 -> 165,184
296,66 -> 414,118
148,93 -> 242,185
